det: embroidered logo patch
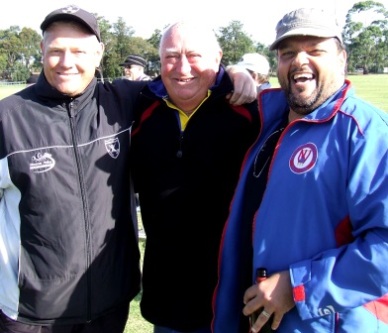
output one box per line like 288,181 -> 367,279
318,305 -> 335,316
289,143 -> 318,174
60,5 -> 80,14
30,152 -> 55,173
105,137 -> 120,159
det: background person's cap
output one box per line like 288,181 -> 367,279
40,5 -> 101,42
120,55 -> 147,68
237,53 -> 270,75
270,8 -> 343,50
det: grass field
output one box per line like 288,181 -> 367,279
269,74 -> 388,112
1,74 -> 387,332
271,74 -> 388,112
0,84 -> 25,100
125,240 -> 153,333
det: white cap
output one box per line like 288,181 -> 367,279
237,53 -> 270,75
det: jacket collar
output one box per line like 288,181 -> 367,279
259,80 -> 353,130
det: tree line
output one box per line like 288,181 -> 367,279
0,1 -> 387,82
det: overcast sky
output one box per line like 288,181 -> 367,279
2,0 -> 387,45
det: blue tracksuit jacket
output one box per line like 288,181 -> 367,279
212,80 -> 388,332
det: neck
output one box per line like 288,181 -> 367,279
288,110 -> 303,123
182,109 -> 195,116
170,98 -> 203,116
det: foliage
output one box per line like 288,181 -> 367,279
344,1 -> 388,73
1,2 -> 387,82
19,27 -> 42,72
0,26 -> 41,81
146,30 -> 163,76
216,21 -> 256,66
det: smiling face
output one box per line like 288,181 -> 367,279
159,22 -> 222,113
41,21 -> 104,97
276,36 -> 347,119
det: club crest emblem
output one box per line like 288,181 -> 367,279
105,137 -> 120,159
289,143 -> 318,174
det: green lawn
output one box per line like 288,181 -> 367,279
269,74 -> 388,112
0,84 -> 25,100
347,74 -> 388,112
125,240 -> 153,333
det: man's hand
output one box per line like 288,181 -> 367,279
243,270 -> 295,332
226,65 -> 257,105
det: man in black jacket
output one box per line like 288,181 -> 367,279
0,6 -> 256,333
132,21 -> 260,333
0,5 -> 144,333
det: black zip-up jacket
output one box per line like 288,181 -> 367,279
131,67 -> 260,331
0,74 -> 145,324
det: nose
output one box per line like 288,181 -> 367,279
292,51 -> 309,67
176,55 -> 191,74
60,50 -> 76,68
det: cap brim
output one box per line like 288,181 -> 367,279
270,28 -> 341,50
237,62 -> 255,72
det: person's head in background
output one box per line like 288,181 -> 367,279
26,73 -> 39,86
158,21 -> 222,112
119,54 -> 151,81
40,5 -> 104,97
270,7 -> 347,117
237,53 -> 271,93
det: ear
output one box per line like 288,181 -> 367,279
339,49 -> 347,74
216,50 -> 223,65
95,42 -> 105,68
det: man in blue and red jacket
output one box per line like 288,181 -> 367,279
213,8 -> 388,333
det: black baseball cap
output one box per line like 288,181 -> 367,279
120,55 -> 148,68
40,5 -> 101,42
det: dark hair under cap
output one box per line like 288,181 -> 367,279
40,5 -> 101,42
120,55 -> 148,68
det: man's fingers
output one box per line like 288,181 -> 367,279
229,91 -> 256,105
250,309 -> 273,333
270,311 -> 284,330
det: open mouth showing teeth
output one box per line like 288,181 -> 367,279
293,73 -> 314,82
177,78 -> 193,82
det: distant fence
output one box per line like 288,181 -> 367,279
0,78 -> 117,86
0,81 -> 26,86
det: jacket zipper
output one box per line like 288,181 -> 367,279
174,111 -> 184,158
67,100 -> 92,322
